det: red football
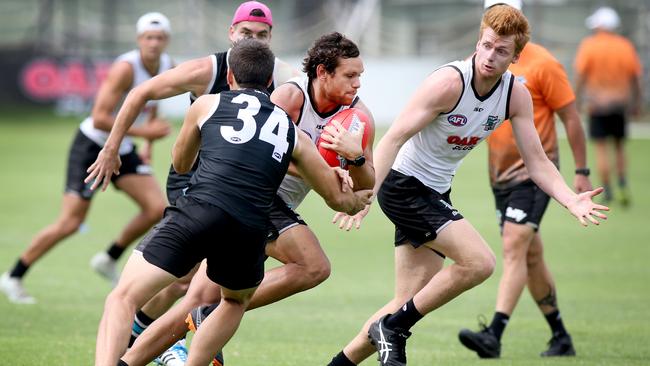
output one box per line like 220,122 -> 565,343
316,108 -> 372,168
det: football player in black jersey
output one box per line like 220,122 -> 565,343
85,2 -> 300,363
96,38 -> 372,366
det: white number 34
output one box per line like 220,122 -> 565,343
220,93 -> 290,162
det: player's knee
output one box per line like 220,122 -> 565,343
466,249 -> 496,284
304,259 -> 331,288
526,246 -> 543,268
476,251 -> 496,281
105,287 -> 137,312
296,253 -> 331,288
143,202 -> 166,223
57,217 -> 84,236
166,280 -> 190,298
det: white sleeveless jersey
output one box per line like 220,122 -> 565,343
277,76 -> 358,208
80,50 -> 173,154
393,57 -> 514,193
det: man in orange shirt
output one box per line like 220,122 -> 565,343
574,6 -> 643,205
458,0 -> 592,358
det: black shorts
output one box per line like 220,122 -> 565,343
266,195 -> 307,242
140,195 -> 267,290
66,129 -> 151,200
378,169 -> 462,255
589,107 -> 627,140
492,180 -> 550,232
165,162 -> 197,205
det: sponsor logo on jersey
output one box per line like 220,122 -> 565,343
474,107 -> 484,112
447,135 -> 481,150
505,206 -> 527,222
447,114 -> 468,127
483,115 -> 500,131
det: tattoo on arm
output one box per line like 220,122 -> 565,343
536,286 -> 558,308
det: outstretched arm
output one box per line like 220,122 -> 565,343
510,83 -> 608,226
86,56 -> 214,191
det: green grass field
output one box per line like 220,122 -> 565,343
0,109 -> 649,365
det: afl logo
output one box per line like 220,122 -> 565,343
230,137 -> 241,142
448,114 -> 467,127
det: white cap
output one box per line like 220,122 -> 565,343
586,7 -> 620,31
136,12 -> 171,35
484,0 -> 522,11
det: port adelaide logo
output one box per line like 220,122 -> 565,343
447,114 -> 467,127
483,115 -> 500,131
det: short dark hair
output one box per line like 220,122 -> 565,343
302,32 -> 360,80
229,38 -> 275,90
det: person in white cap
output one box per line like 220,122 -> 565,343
87,12 -> 173,283
0,12 -> 173,305
327,4 -> 606,366
575,6 -> 643,206
458,0 -> 591,359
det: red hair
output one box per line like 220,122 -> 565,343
480,4 -> 530,55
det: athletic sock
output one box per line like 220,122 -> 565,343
488,312 -> 510,341
618,176 -> 627,188
9,258 -> 29,279
384,298 -> 423,331
117,360 -> 129,366
129,310 -> 156,347
544,310 -> 568,337
107,242 -> 126,261
328,351 -> 356,366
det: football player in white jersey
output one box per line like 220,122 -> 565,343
327,5 -> 608,366
0,12 -> 172,305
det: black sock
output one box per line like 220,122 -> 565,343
618,176 -> 627,188
117,360 -> 129,366
328,351 -> 356,366
544,310 -> 568,337
9,258 -> 30,279
107,242 -> 126,261
488,312 -> 510,341
384,299 -> 423,331
129,310 -> 156,347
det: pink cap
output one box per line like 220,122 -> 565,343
231,1 -> 273,27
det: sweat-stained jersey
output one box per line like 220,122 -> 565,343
487,42 -> 575,189
393,55 -> 514,194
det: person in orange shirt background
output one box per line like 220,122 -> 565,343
574,6 -> 643,206
458,0 -> 592,359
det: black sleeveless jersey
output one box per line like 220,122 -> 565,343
166,51 -> 277,203
184,89 -> 296,229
